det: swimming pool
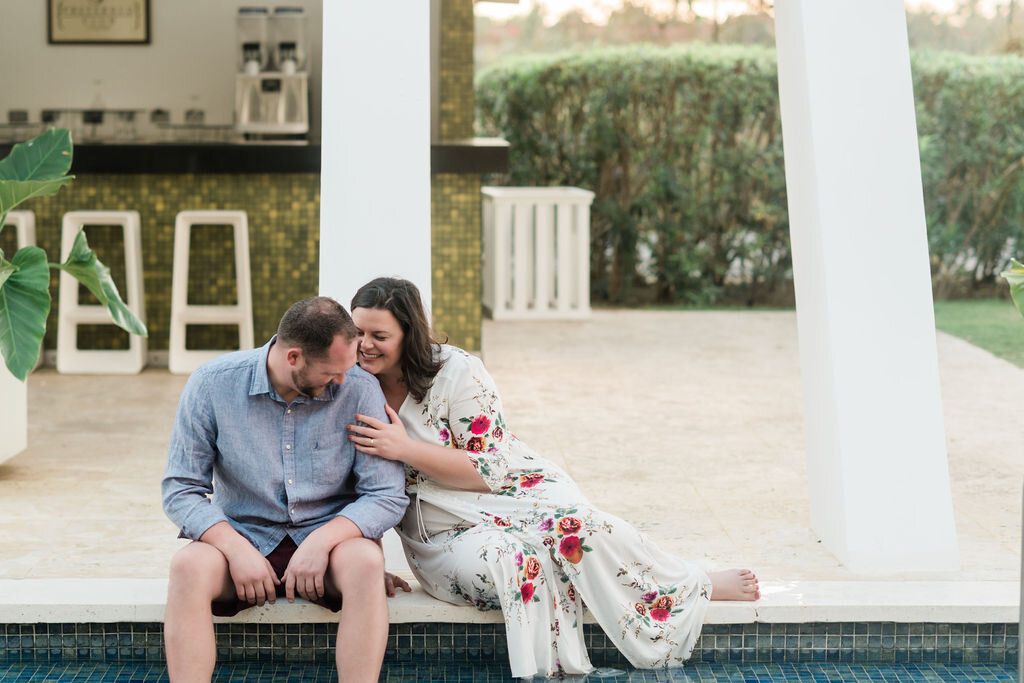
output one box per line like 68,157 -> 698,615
0,661 -> 1017,681
0,621 -> 1017,681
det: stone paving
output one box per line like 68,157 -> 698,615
0,311 -> 1020,584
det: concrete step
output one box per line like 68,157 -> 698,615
0,579 -> 1016,625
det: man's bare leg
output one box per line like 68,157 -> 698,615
326,537 -> 388,682
709,569 -> 761,601
164,542 -> 235,682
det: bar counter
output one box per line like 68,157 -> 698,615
0,137 -> 509,175
0,136 -> 506,355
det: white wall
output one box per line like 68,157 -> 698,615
0,0 -> 323,135
0,365 -> 27,464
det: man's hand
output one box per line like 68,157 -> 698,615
224,543 -> 280,606
385,571 -> 412,597
282,536 -> 331,602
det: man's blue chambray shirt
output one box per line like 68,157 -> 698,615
161,338 -> 409,554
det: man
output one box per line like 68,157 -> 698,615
162,296 -> 408,682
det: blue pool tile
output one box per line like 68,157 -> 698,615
6,662 -> 1020,681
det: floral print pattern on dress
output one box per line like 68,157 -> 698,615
494,468 -> 555,497
395,346 -> 712,678
417,359 -> 511,491
513,547 -> 543,604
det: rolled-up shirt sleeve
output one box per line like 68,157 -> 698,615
336,387 -> 409,539
161,369 -> 230,540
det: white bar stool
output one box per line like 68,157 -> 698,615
56,211 -> 147,374
169,210 -> 254,374
4,210 -> 36,250
3,211 -> 42,371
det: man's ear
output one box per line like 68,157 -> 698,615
285,348 -> 303,367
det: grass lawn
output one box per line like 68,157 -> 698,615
933,299 -> 1024,369
645,298 -> 1024,369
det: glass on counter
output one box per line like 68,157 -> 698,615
1,110 -> 40,143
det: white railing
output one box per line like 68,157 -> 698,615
481,187 -> 594,320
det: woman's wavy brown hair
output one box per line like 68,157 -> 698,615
351,277 -> 445,403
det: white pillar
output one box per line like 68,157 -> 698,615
318,4 -> 431,310
774,1 -> 959,573
0,366 -> 27,464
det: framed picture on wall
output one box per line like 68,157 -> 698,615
48,0 -> 150,45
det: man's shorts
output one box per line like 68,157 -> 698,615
212,535 -> 343,617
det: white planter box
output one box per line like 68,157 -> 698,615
0,363 -> 27,464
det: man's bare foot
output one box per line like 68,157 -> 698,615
708,569 -> 760,601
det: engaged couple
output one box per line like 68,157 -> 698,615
161,278 -> 759,682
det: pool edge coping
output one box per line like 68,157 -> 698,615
0,579 -> 1017,624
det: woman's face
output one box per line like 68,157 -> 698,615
352,307 -> 405,380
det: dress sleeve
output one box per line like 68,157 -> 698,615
445,353 -> 512,492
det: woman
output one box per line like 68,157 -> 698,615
347,277 -> 759,679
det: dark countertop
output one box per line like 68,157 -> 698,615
431,138 -> 510,174
0,137 -> 509,175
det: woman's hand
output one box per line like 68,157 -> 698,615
385,571 -> 412,597
348,404 -> 412,461
352,405 -> 489,491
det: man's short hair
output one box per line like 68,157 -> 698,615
276,296 -> 358,360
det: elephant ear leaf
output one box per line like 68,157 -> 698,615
0,128 -> 73,180
0,178 -> 74,220
0,246 -> 50,381
0,253 -> 13,290
1001,259 -> 1024,320
0,128 -> 75,223
53,230 -> 148,337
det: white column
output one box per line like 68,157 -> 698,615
774,1 -> 959,573
318,4 -> 431,310
0,366 -> 27,464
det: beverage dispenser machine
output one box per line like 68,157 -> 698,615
235,6 -> 309,137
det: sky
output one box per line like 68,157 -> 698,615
475,0 -> 999,25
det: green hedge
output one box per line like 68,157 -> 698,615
476,46 -> 1024,304
914,52 -> 1024,296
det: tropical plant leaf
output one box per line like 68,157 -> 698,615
1000,258 -> 1024,319
0,257 -> 15,290
0,177 -> 74,216
0,246 -> 50,381
0,128 -> 73,181
52,230 -> 148,337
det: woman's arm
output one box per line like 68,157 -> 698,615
349,405 -> 490,492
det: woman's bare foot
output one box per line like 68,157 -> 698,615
708,569 -> 760,601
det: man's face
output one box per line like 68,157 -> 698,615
292,335 -> 358,398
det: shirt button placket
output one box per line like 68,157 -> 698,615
283,402 -> 297,519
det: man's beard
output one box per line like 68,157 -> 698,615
292,367 -> 326,398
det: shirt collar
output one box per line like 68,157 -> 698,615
249,337 -> 276,397
249,335 -> 338,402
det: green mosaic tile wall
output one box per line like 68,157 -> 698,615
5,169 -> 485,356
10,174 -> 321,352
433,0 -> 482,350
439,0 -> 474,140
432,174 -> 481,351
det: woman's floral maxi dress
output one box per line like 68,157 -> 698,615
395,346 -> 711,679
